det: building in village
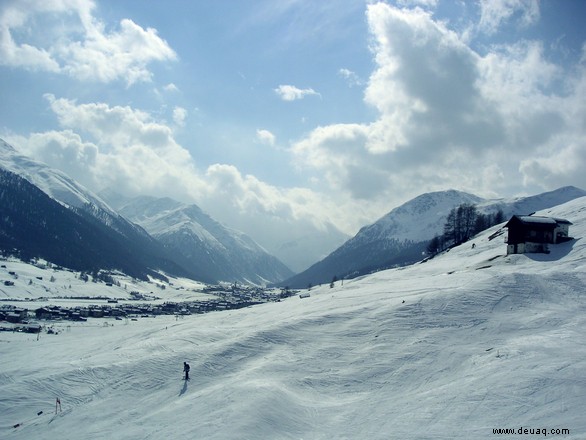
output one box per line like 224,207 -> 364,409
4,307 -> 28,323
504,215 -> 573,255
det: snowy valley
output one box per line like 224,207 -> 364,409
1,197 -> 586,439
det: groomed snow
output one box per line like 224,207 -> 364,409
2,197 -> 586,439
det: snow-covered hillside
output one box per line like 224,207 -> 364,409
375,186 -> 586,243
2,197 -> 586,439
284,186 -> 586,288
0,258 -> 208,303
365,189 -> 484,242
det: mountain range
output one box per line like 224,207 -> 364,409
281,186 -> 586,288
102,192 -> 293,285
0,139 -> 291,285
2,137 -> 585,288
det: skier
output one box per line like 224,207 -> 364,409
183,361 -> 190,380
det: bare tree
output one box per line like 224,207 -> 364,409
444,204 -> 478,246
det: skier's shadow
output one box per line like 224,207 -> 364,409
179,379 -> 188,396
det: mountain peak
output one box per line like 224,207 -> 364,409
0,138 -> 115,216
367,189 -> 485,243
0,138 -> 17,153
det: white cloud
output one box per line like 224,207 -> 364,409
274,84 -> 320,101
0,0 -> 176,84
33,94 -> 200,199
0,0 -> 67,71
290,2 -> 586,207
478,0 -> 540,35
520,142 -> 584,188
8,130 -> 99,189
338,68 -> 363,87
256,129 -> 276,146
397,0 -> 438,8
199,164 -> 356,246
173,107 -> 187,127
8,95 -> 355,243
164,83 -> 180,92
292,123 -> 371,194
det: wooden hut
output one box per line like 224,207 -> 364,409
504,215 -> 572,254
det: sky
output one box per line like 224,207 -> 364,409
1,0 -> 586,260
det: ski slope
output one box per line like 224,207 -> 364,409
2,197 -> 586,439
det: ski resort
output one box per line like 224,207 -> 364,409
2,1 -> 586,438
2,196 -> 586,439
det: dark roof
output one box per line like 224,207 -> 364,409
505,215 -> 572,228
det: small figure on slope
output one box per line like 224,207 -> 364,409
183,361 -> 190,380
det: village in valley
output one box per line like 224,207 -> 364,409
0,260 -> 294,334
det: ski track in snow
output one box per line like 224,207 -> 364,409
2,198 -> 586,439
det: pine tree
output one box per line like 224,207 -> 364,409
427,235 -> 442,255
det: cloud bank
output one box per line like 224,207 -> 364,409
0,0 -> 176,84
291,2 -> 586,206
9,95 -> 344,238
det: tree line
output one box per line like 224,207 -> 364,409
427,204 -> 505,255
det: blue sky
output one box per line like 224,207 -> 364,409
1,0 -> 586,266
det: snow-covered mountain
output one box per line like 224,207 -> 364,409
0,167 -> 202,281
0,138 -> 164,245
2,196 -> 586,439
0,139 -> 216,282
283,187 -> 586,288
103,193 -> 293,285
479,185 -> 586,219
355,189 -> 485,243
0,138 -> 291,284
0,139 -> 118,224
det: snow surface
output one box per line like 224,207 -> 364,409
0,261 -> 209,304
2,197 -> 586,439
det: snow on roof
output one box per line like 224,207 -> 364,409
513,215 -> 572,226
517,215 -> 557,224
